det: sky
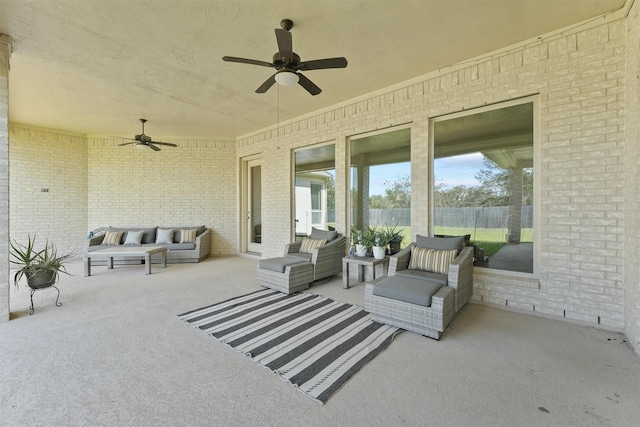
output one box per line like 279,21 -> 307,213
368,153 -> 486,196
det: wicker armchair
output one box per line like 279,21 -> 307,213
389,243 -> 474,312
285,235 -> 347,282
364,236 -> 474,340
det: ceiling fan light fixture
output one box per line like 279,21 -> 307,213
135,143 -> 149,149
275,71 -> 299,87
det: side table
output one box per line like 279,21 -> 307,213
342,255 -> 389,289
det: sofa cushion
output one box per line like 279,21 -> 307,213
124,230 -> 144,245
161,226 -> 206,243
309,227 -> 338,242
409,246 -> 457,274
299,237 -> 327,254
395,269 -> 449,286
156,228 -> 174,244
103,230 -> 124,245
108,227 -> 157,244
287,252 -> 313,261
372,276 -> 443,307
259,256 -> 310,273
416,235 -> 464,254
179,228 -> 197,244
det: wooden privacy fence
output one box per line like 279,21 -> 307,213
339,206 -> 533,228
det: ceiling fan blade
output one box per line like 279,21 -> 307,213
297,57 -> 348,71
148,144 -> 161,151
297,73 -> 322,95
151,141 -> 177,147
256,74 -> 277,93
275,28 -> 293,62
222,56 -> 275,68
118,141 -> 137,146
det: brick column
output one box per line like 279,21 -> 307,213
0,35 -> 11,322
507,166 -> 523,244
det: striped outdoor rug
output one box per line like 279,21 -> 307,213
178,289 -> 402,404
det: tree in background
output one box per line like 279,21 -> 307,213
435,157 -> 533,207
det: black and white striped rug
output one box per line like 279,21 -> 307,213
178,289 -> 402,404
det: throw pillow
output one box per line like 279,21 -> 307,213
103,231 -> 124,245
299,237 -> 327,254
409,246 -> 457,274
179,228 -> 197,244
156,228 -> 174,244
123,230 -> 144,245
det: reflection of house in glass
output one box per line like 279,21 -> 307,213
295,171 -> 332,236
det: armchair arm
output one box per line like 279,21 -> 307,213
388,243 -> 414,275
310,236 -> 346,280
447,245 -> 474,312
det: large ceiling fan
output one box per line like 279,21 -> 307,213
222,19 -> 348,95
117,119 -> 177,151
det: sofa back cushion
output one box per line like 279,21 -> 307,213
409,246 -> 457,275
160,226 -> 206,243
108,227 -> 157,244
416,235 -> 464,255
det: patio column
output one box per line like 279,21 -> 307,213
0,35 -> 11,322
507,166 -> 523,244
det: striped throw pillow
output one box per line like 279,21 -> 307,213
103,230 -> 124,245
179,228 -> 197,243
409,246 -> 457,274
299,237 -> 327,254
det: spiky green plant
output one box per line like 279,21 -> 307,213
9,235 -> 75,289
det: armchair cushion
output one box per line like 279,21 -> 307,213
287,252 -> 312,261
299,237 -> 327,254
395,269 -> 448,286
309,227 -> 338,242
372,276 -> 442,307
259,256 -> 309,273
416,235 -> 464,254
408,247 -> 457,274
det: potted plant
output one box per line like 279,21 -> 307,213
350,225 -> 368,257
372,228 -> 392,259
10,235 -> 75,289
385,223 -> 405,254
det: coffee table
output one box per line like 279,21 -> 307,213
342,255 -> 389,289
84,246 -> 167,276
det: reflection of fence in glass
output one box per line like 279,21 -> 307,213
435,206 -> 532,228
333,206 -> 532,229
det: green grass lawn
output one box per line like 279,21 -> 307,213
385,226 -> 533,257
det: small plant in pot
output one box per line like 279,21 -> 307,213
10,235 -> 75,290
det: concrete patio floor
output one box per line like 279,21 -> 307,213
1,255 -> 639,426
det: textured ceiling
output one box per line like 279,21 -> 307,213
0,0 -> 627,139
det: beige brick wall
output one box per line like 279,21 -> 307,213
624,0 -> 640,352
9,126 -> 88,256
237,17 -> 630,330
87,138 -> 237,255
0,36 -> 10,322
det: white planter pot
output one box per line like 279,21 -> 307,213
372,246 -> 386,260
356,244 -> 367,257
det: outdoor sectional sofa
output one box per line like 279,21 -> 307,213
85,225 -> 211,265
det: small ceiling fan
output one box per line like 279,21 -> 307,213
117,119 -> 177,151
222,19 -> 348,95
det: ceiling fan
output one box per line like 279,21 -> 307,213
117,119 -> 177,151
222,19 -> 348,95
